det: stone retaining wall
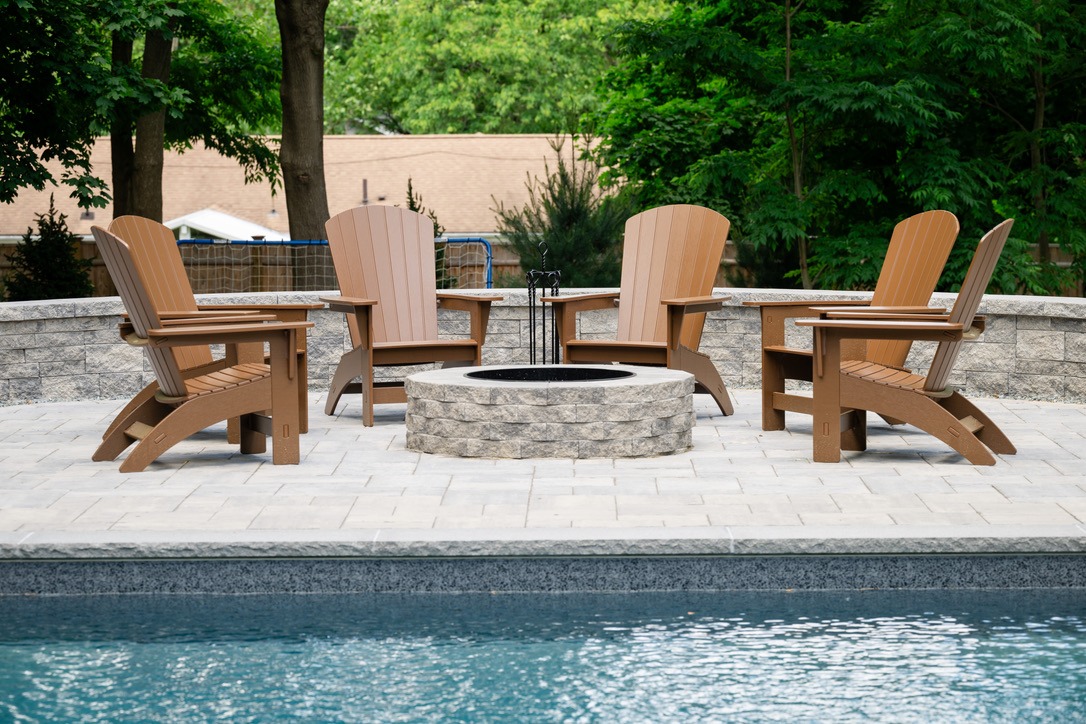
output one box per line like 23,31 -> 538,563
1,289 -> 1083,406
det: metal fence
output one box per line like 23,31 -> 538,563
174,238 -> 494,293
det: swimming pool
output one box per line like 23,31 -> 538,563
2,590 -> 1084,722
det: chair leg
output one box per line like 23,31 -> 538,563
841,409 -> 867,452
673,345 -> 734,416
93,396 -> 173,462
324,346 -> 363,416
761,349 -> 786,430
102,382 -> 159,440
941,391 -> 1017,455
841,382 -> 998,465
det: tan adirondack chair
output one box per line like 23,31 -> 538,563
544,204 -> 735,415
91,226 -> 313,472
103,215 -> 319,441
744,209 -> 960,432
796,219 -> 1016,464
323,205 -> 502,426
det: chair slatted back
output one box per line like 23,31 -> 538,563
92,227 -> 188,398
924,219 -> 1013,393
108,216 -> 213,370
326,206 -> 439,347
866,210 -> 959,368
616,205 -> 730,348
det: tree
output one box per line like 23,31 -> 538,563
3,197 -> 93,301
495,139 -> 634,287
276,0 -> 331,240
593,1 -> 1086,295
109,0 -> 282,221
593,1 -> 963,290
1,0 -> 281,219
0,0 -> 112,207
324,0 -> 666,135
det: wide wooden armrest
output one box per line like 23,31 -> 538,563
797,317 -> 965,341
146,320 -> 313,346
159,309 -> 264,319
320,295 -> 378,314
742,299 -> 871,308
542,292 -> 619,313
663,296 -> 730,350
662,295 -> 731,314
197,303 -> 324,311
821,311 -> 950,321
812,305 -> 945,316
158,314 -> 277,326
438,292 -> 503,303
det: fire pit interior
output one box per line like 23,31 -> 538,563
405,365 -> 694,459
466,367 -> 634,383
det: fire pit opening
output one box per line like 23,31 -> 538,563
466,367 -> 634,383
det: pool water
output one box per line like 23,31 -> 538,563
1,590 -> 1084,722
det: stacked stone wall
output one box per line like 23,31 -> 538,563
1,289 -> 1083,406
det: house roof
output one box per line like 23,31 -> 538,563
165,208 -> 289,241
0,134 -> 568,239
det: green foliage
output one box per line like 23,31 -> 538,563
0,0 -> 281,208
324,0 -> 666,134
593,0 -> 1086,295
0,0 -> 112,207
494,139 -> 634,287
3,196 -> 93,301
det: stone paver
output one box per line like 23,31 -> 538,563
0,389 -> 1084,559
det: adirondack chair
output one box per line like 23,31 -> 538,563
103,215 -> 319,441
91,226 -> 313,472
543,204 -> 735,415
744,209 -> 960,432
323,205 -> 502,426
796,219 -> 1016,464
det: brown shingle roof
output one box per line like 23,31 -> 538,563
1,135 -> 566,238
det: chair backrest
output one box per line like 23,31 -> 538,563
108,215 -> 212,370
92,226 -> 188,398
616,204 -> 731,348
326,206 -> 440,346
924,219 -> 1013,392
866,210 -> 960,368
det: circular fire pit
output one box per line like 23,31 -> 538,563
405,365 -> 694,459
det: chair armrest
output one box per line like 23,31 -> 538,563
796,317 -> 964,378
148,320 -> 313,382
320,295 -> 378,314
437,294 -> 499,345
661,295 -> 731,314
438,292 -> 503,303
542,293 -> 620,351
662,296 -> 730,351
197,303 -> 324,311
542,292 -> 619,310
158,314 -> 277,326
146,320 -> 313,345
746,298 -> 872,349
742,299 -> 871,309
811,305 -> 945,316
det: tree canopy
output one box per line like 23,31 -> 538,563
0,0 -> 281,211
591,0 -> 1086,295
324,0 -> 666,135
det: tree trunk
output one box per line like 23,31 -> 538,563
276,0 -> 331,240
131,30 -> 173,222
110,33 -> 135,217
784,0 -> 812,289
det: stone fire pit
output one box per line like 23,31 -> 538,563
405,365 -> 694,458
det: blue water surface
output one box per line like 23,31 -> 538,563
1,589 -> 1084,722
